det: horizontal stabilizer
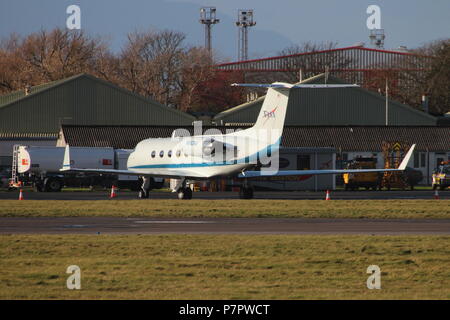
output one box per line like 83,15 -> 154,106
231,83 -> 359,89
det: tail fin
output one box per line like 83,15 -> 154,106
231,82 -> 359,146
231,82 -> 291,146
252,86 -> 290,133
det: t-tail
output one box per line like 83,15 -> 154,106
231,82 -> 359,148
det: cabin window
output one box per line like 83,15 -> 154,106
159,150 -> 164,157
168,150 -> 172,158
176,150 -> 181,157
151,151 -> 156,158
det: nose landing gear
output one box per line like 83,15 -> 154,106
138,176 -> 150,199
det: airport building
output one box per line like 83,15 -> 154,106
215,45 -> 433,98
213,73 -> 438,126
56,124 -> 450,188
0,74 -> 196,168
1,69 -> 449,189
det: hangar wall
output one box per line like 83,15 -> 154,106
213,74 -> 437,126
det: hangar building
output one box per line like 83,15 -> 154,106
0,74 -> 196,168
57,124 -> 450,187
213,73 -> 438,126
2,71 -> 448,189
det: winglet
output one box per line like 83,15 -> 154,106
398,144 -> 416,170
61,145 -> 71,171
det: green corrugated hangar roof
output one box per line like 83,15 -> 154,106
214,74 -> 437,126
0,74 -> 196,134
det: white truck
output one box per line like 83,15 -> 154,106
11,145 -> 163,192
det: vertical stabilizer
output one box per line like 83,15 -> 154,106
248,86 -> 290,147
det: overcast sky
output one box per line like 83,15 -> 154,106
1,0 -> 449,61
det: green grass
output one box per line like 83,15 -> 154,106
1,234 -> 449,299
0,199 -> 449,219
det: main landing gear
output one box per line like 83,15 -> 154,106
175,178 -> 192,200
239,186 -> 254,199
177,187 -> 192,200
138,176 -> 255,200
239,179 -> 254,199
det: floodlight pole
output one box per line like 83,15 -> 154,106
200,7 -> 220,55
236,10 -> 256,61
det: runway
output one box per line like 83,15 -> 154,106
1,217 -> 449,235
0,190 -> 448,200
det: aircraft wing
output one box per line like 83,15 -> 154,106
239,144 -> 416,178
60,145 -> 186,179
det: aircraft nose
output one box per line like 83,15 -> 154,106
127,151 -> 137,168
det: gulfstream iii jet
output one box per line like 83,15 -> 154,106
61,82 -> 415,199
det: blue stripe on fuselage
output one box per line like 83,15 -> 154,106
129,139 -> 280,170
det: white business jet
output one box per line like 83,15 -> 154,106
61,82 -> 415,199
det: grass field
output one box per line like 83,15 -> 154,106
1,234 -> 449,299
0,199 -> 449,219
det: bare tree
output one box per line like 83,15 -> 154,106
117,29 -> 187,107
20,28 -> 105,81
191,71 -> 245,114
0,28 -> 108,94
176,47 -> 215,111
0,28 -> 223,112
385,39 -> 450,115
0,33 -> 28,93
421,39 -> 450,114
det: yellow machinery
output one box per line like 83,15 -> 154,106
381,141 -> 410,190
343,157 -> 381,190
432,161 -> 450,190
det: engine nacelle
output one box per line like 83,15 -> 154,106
181,137 -> 237,160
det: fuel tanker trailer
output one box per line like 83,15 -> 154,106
12,145 -> 149,191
